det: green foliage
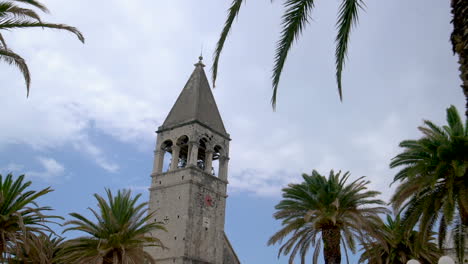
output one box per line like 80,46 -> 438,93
359,214 -> 441,264
0,0 -> 84,96
453,215 -> 467,264
0,173 -> 60,262
11,233 -> 65,263
390,105 -> 468,263
270,0 -> 315,109
268,170 -> 388,264
213,0 -> 364,109
62,189 -> 166,264
212,0 -> 243,90
335,0 -> 364,100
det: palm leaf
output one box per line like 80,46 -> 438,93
0,47 -> 30,95
0,2 -> 41,21
12,0 -> 48,13
212,0 -> 243,88
0,33 -> 5,47
0,19 -> 84,43
271,0 -> 314,109
335,0 -> 364,100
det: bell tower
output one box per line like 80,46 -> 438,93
146,57 -> 240,264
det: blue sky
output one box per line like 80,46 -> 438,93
0,0 -> 465,263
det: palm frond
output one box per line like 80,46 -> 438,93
62,188 -> 166,263
0,174 -> 59,260
271,0 -> 315,109
312,238 -> 321,264
0,2 -> 41,21
212,0 -> 244,88
0,19 -> 85,43
0,32 -> 6,48
453,216 -> 466,263
446,105 -> 464,136
12,0 -> 48,13
335,0 -> 364,100
0,47 -> 30,95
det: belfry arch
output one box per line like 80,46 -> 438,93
152,139 -> 173,173
171,135 -> 189,170
211,145 -> 223,176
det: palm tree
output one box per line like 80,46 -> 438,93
0,173 -> 60,262
390,105 -> 467,263
0,0 -> 84,96
11,233 -> 65,264
451,0 -> 468,117
268,170 -> 388,264
62,189 -> 165,264
359,214 -> 441,264
213,0 -> 468,117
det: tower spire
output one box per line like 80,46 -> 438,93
195,54 -> 205,67
160,56 -> 228,138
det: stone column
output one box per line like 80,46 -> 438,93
170,145 -> 180,170
152,149 -> 165,174
218,156 -> 229,181
204,150 -> 213,174
188,141 -> 199,166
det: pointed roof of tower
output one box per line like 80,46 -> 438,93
160,56 -> 228,137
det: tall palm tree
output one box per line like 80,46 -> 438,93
390,105 -> 467,263
359,214 -> 441,264
451,0 -> 468,117
0,0 -> 84,96
0,173 -> 60,262
268,170 -> 388,264
213,0 -> 468,117
62,189 -> 166,264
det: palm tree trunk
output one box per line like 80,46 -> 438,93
102,251 -> 114,264
322,227 -> 341,264
450,0 -> 468,118
459,198 -> 468,226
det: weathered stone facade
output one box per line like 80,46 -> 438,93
146,58 -> 240,264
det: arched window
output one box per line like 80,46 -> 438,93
197,138 -> 208,170
161,140 -> 173,172
176,136 -> 189,168
212,145 -> 222,176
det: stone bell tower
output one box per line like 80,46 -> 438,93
146,57 -> 240,264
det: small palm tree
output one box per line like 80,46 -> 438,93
0,173 -> 60,262
11,233 -> 65,264
62,189 -> 166,264
268,170 -> 388,264
359,214 -> 441,264
0,0 -> 84,96
390,105 -> 468,263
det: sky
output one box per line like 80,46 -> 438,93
0,0 -> 465,263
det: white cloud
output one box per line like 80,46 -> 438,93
0,0 -> 188,169
72,137 -> 119,173
128,185 -> 150,193
0,163 -> 24,174
229,169 -> 297,197
0,0 -> 464,199
27,157 -> 65,181
350,113 -> 406,202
